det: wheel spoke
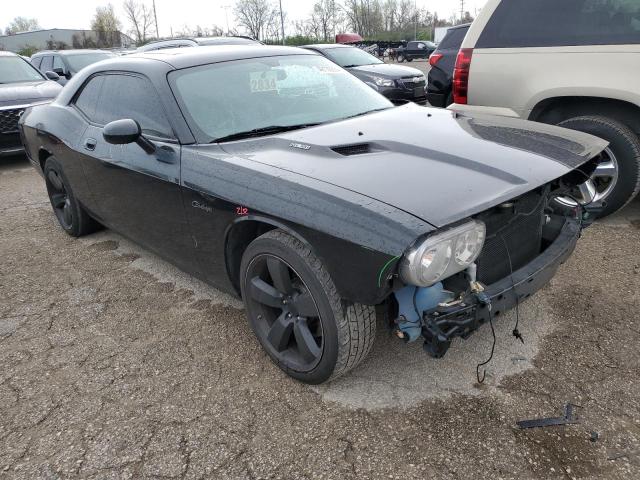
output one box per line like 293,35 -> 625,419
292,292 -> 318,318
578,181 -> 597,204
267,258 -> 293,295
47,170 -> 64,191
294,318 -> 321,363
249,277 -> 282,308
51,193 -> 66,209
62,203 -> 72,225
267,313 -> 293,352
593,160 -> 617,179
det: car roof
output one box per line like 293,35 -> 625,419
114,45 -> 317,70
303,44 -> 352,50
32,49 -> 113,57
448,23 -> 472,30
194,36 -> 259,45
0,51 -> 18,57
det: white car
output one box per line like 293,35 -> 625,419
449,0 -> 640,217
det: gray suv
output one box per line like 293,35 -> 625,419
31,50 -> 115,86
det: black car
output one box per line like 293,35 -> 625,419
137,36 -> 261,52
303,44 -> 427,105
0,51 -> 61,157
395,40 -> 437,63
21,45 -> 606,384
427,24 -> 471,107
31,50 -> 116,86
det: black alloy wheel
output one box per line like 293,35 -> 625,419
245,254 -> 324,372
47,167 -> 74,230
43,156 -> 101,237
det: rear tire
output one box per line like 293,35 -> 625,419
397,54 -> 405,63
240,229 -> 377,384
557,116 -> 640,217
44,157 -> 101,237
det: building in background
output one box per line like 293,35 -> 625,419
0,29 -> 134,54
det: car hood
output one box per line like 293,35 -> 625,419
219,104 -> 608,228
348,63 -> 423,78
0,81 -> 62,108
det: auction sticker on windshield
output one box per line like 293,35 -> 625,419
250,71 -> 278,93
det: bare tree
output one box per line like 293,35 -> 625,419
310,0 -> 339,41
91,4 -> 122,47
233,0 -> 277,40
4,17 -> 41,35
122,0 -> 155,45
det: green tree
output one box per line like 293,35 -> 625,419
90,4 -> 122,47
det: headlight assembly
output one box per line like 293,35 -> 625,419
399,220 -> 486,287
372,76 -> 395,87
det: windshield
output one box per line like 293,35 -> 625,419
0,56 -> 44,83
321,47 -> 383,67
170,54 -> 392,143
66,52 -> 114,72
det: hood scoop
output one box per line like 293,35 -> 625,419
331,143 -> 374,156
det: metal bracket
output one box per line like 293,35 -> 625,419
516,404 -> 580,429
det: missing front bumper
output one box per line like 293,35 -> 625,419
421,218 -> 581,358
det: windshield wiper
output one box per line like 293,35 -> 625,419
212,123 -> 321,143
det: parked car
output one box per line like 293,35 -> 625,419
303,44 -> 427,105
427,23 -> 470,107
21,46 -> 606,384
136,36 -> 261,52
31,50 -> 116,86
0,51 -> 61,157
449,0 -> 640,217
395,40 -> 437,62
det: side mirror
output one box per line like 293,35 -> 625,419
52,67 -> 65,76
44,71 -> 60,81
103,119 -> 156,154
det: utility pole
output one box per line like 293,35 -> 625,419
152,0 -> 159,38
279,0 -> 285,45
460,0 -> 465,23
222,5 -> 231,35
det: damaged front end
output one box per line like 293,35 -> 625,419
391,158 -> 603,358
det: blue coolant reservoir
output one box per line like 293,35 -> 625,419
394,283 -> 454,342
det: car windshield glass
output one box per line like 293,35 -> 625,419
0,56 -> 44,83
322,47 -> 383,67
65,53 -> 113,72
169,54 -> 393,143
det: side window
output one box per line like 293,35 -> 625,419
95,74 -> 173,138
417,42 -> 426,49
40,56 -> 53,72
478,0 -> 640,48
74,76 -> 105,121
31,57 -> 42,69
52,56 -> 65,72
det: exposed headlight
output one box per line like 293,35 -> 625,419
372,76 -> 395,87
399,220 -> 486,287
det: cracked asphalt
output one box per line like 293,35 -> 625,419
1,155 -> 640,479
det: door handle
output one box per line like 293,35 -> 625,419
84,138 -> 97,151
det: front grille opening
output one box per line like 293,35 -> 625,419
0,108 -> 24,134
331,143 -> 373,156
474,190 -> 546,285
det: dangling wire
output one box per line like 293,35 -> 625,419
476,304 -> 496,384
499,234 -> 524,344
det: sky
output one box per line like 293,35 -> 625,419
1,0 -> 488,38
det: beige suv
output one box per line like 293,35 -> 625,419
449,0 -> 640,216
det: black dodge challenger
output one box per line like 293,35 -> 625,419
20,46 -> 607,384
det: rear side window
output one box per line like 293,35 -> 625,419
40,56 -> 53,72
478,0 -> 640,48
95,74 -> 173,138
439,26 -> 469,50
74,76 -> 104,121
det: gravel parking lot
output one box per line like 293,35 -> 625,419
1,154 -> 640,479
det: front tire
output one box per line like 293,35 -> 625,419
556,116 -> 640,217
397,54 -> 405,63
240,230 -> 376,384
44,156 -> 101,237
